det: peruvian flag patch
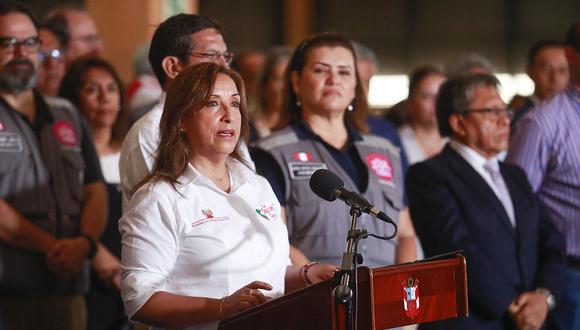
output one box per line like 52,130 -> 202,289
293,152 -> 313,162
366,153 -> 393,183
52,120 -> 78,147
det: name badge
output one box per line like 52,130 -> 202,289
288,162 -> 327,180
0,132 -> 23,152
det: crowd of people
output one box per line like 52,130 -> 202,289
0,1 -> 578,330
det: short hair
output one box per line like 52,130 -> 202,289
141,62 -> 250,192
276,33 -> 369,133
436,73 -> 500,137
351,40 -> 378,66
0,1 -> 37,27
444,53 -> 494,79
40,15 -> 69,48
58,57 -> 128,144
565,22 -> 580,51
408,65 -> 444,98
527,39 -> 565,65
149,14 -> 222,87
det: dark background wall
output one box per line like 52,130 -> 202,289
200,0 -> 579,74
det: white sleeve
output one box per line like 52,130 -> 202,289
119,185 -> 181,319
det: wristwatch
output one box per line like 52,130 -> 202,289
79,233 -> 98,260
545,292 -> 556,311
536,288 -> 556,311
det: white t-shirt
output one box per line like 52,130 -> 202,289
99,151 -> 121,184
119,158 -> 290,330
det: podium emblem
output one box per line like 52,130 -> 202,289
402,277 -> 420,319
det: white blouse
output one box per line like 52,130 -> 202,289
120,158 -> 290,330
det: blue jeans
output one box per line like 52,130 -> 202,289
551,267 -> 580,330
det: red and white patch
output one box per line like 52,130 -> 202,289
52,121 -> 78,147
293,152 -> 313,162
366,153 -> 393,182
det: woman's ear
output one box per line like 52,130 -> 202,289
161,56 -> 184,81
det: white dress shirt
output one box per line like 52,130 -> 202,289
119,158 -> 290,330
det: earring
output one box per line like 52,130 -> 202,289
180,127 -> 185,133
296,100 -> 301,107
347,104 -> 354,111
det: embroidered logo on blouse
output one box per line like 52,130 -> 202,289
255,203 -> 278,221
366,153 -> 394,186
192,209 -> 230,227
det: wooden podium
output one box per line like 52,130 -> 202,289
219,254 -> 468,330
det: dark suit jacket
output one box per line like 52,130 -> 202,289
406,145 -> 566,330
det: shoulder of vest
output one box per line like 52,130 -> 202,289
44,97 -> 80,119
255,128 -> 299,151
359,134 -> 400,158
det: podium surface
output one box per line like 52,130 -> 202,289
219,254 -> 467,330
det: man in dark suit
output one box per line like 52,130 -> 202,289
406,73 -> 566,330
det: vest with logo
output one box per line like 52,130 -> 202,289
0,95 -> 88,294
256,126 -> 404,268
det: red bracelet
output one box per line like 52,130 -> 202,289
300,261 -> 318,286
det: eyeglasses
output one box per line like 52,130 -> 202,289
188,51 -> 234,65
0,36 -> 42,53
462,107 -> 514,121
39,49 -> 64,62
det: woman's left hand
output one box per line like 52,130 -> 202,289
306,263 -> 339,284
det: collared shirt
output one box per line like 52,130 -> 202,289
507,84 -> 580,258
449,140 -> 506,202
120,158 -> 289,330
119,93 -> 166,210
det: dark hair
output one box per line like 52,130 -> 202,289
40,15 -> 69,48
256,46 -> 292,111
0,1 -> 37,27
565,22 -> 580,51
436,73 -> 499,137
275,33 -> 369,132
58,57 -> 128,145
149,14 -> 222,87
141,62 -> 250,191
527,39 -> 565,65
408,65 -> 444,98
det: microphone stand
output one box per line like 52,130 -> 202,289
333,206 -> 368,330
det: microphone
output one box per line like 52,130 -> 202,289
309,169 -> 395,224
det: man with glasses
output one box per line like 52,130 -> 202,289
0,2 -> 107,329
120,14 -> 234,209
406,73 -> 566,330
43,6 -> 103,67
507,22 -> 580,330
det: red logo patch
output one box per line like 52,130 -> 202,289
402,277 -> 420,319
52,121 -> 78,146
366,153 -> 393,182
293,152 -> 313,162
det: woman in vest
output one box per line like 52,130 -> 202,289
253,33 -> 417,268
119,63 -> 335,330
59,57 -> 129,330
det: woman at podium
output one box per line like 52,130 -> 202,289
119,63 -> 336,330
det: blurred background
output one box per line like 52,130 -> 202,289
21,0 -> 580,108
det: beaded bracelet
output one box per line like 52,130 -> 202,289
300,261 -> 319,286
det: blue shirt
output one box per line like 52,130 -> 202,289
507,84 -> 580,259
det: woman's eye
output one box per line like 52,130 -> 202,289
231,100 -> 240,108
207,100 -> 220,108
339,70 -> 351,76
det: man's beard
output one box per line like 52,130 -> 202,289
0,58 -> 37,93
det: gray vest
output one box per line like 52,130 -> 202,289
0,95 -> 88,294
257,128 -> 404,268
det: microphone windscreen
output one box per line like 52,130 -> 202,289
309,169 -> 344,202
